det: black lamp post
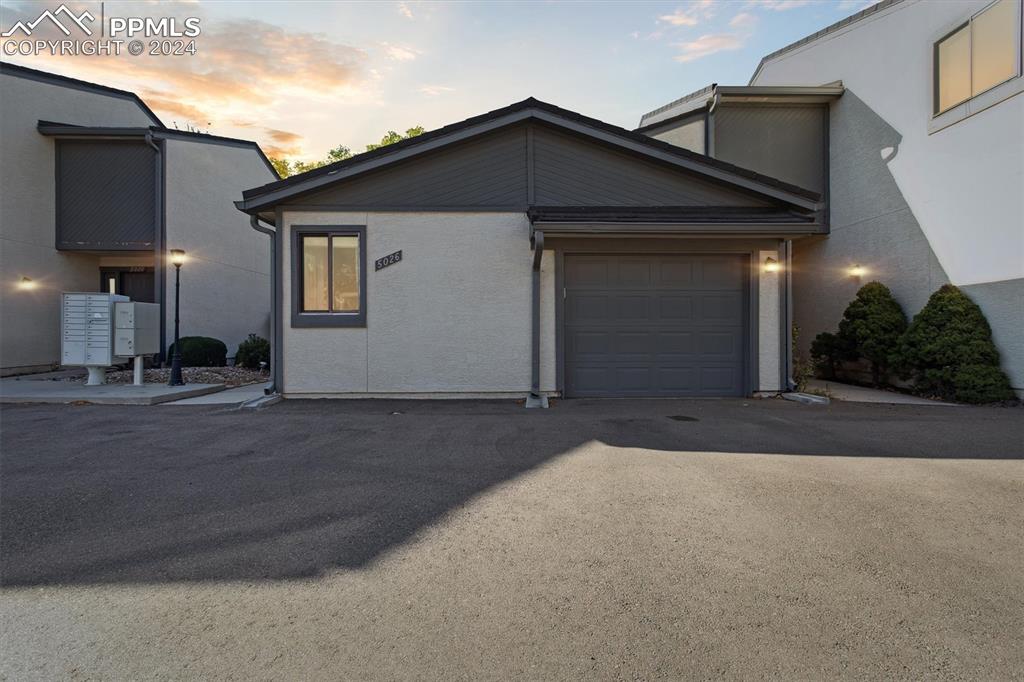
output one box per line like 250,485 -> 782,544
168,249 -> 186,386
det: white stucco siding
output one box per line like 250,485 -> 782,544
164,139 -> 275,358
0,73 -> 157,372
280,211 -> 556,397
651,118 -> 705,153
752,0 -> 1024,287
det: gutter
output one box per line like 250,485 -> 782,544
526,230 -> 547,408
250,215 -> 279,395
144,131 -> 166,364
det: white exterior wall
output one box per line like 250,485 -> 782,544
0,73 -> 156,373
164,139 -> 275,359
752,0 -> 1024,390
651,118 -> 706,154
280,211 -> 556,397
752,0 -> 1023,287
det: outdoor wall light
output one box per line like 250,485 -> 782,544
17,276 -> 35,290
170,248 -> 187,266
763,257 -> 780,273
849,264 -> 866,278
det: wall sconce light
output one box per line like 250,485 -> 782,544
764,257 -> 780,273
849,264 -> 866,278
17,276 -> 35,291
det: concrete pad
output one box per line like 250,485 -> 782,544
807,379 -> 956,405
161,383 -> 269,406
0,378 -> 225,405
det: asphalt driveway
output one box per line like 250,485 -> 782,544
1,398 -> 1022,679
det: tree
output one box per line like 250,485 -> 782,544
269,129 -> 422,178
837,281 -> 907,385
899,284 -> 1014,403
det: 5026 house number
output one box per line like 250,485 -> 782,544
375,250 -> 402,271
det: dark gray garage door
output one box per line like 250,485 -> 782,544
564,254 -> 747,397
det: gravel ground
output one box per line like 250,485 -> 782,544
58,366 -> 268,387
1,398 -> 1022,680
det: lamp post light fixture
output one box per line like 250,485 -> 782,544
168,249 -> 186,386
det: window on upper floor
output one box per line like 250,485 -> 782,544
934,0 -> 1022,115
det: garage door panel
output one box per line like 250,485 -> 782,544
657,295 -> 694,321
564,254 -> 747,397
617,260 -> 652,287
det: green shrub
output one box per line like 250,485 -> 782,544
234,334 -> 270,370
810,331 -> 854,380
167,336 -> 227,367
837,282 -> 907,385
899,285 -> 1013,403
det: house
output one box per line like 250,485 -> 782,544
638,0 -> 1023,396
235,98 -> 825,401
0,62 -> 278,375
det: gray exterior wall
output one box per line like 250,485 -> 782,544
713,104 -> 827,195
164,137 -> 275,357
279,211 -> 557,397
56,140 -> 157,250
793,91 -> 1024,391
0,72 -> 156,373
289,122 -> 770,210
532,125 -> 766,207
649,117 -> 706,154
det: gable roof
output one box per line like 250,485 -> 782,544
237,97 -> 822,214
1,61 -> 164,127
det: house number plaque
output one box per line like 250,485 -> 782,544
375,250 -> 402,271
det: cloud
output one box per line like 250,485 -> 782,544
744,0 -> 816,10
669,9 -> 757,63
261,128 -> 304,157
729,12 -> 758,29
417,85 -> 454,96
672,33 -> 745,62
658,0 -> 716,26
381,42 -> 420,61
397,2 -> 414,19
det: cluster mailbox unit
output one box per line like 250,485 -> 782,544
61,293 -> 160,385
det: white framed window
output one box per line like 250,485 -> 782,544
934,0 -> 1022,116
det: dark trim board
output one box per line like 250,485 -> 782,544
289,225 -> 368,328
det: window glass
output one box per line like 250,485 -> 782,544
972,0 -> 1018,96
302,236 -> 329,311
331,236 -> 360,312
937,25 -> 971,112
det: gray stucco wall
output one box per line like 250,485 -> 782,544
791,91 -> 1023,391
0,72 -> 157,372
713,104 -> 827,194
279,211 -> 556,396
164,138 -> 275,358
649,117 -> 706,154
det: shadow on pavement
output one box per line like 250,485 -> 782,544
1,398 -> 1021,586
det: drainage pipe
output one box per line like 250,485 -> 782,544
250,215 -> 278,394
526,231 -> 547,408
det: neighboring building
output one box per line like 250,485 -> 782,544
0,62 -> 278,375
236,98 -> 825,400
638,0 -> 1023,395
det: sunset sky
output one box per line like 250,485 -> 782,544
0,0 -> 877,163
